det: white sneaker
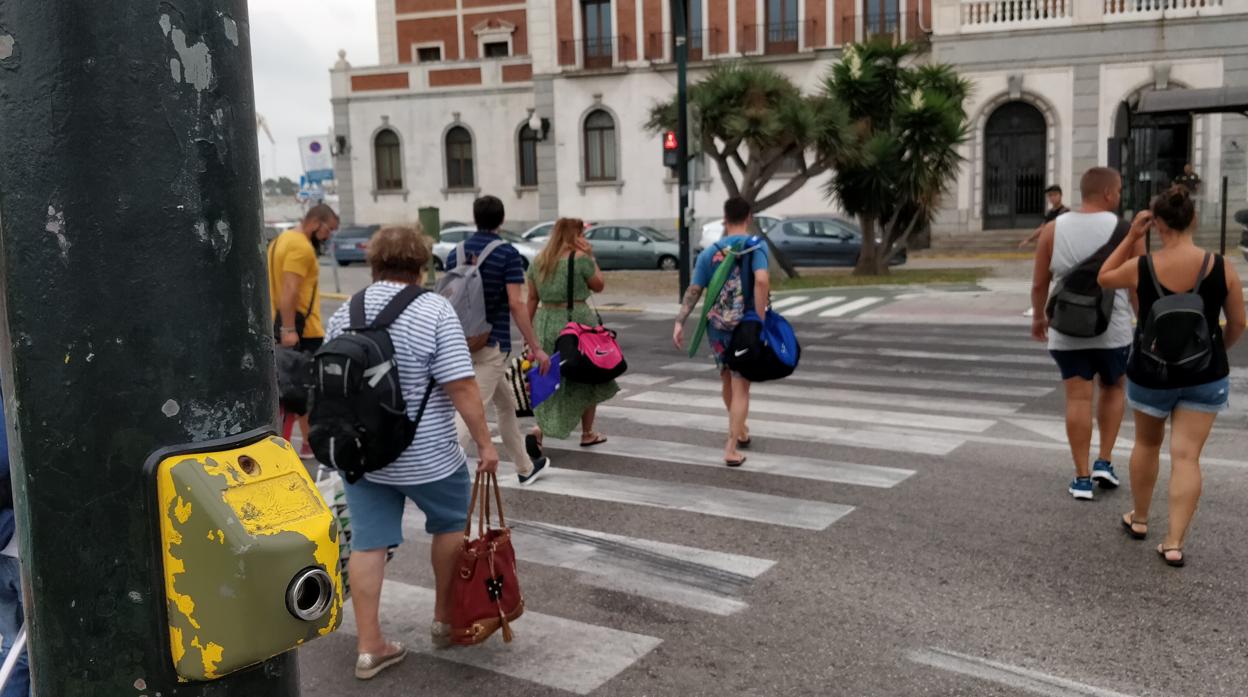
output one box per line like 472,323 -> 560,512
431,621 -> 452,649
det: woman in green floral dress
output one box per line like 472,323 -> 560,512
525,218 -> 620,449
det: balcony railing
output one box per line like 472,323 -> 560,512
1103,0 -> 1222,20
739,19 -> 819,55
960,0 -> 1073,31
558,35 -> 632,69
645,29 -> 727,62
841,11 -> 924,44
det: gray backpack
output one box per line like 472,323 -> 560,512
1134,253 -> 1215,381
436,239 -> 504,351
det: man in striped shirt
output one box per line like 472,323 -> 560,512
446,195 -> 552,485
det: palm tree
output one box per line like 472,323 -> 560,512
822,41 -> 970,275
647,63 -> 852,278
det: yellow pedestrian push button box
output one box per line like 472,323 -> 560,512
150,431 -> 342,681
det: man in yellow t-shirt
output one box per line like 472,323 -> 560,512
268,204 -> 338,454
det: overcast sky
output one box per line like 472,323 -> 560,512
249,0 -> 377,181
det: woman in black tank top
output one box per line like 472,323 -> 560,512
1098,186 -> 1246,567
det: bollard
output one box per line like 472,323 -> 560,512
0,2 -> 307,694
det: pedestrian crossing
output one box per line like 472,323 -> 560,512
329,319 -> 1169,695
770,292 -> 889,318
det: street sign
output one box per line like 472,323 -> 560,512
298,135 -> 334,184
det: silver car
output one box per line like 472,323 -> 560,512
431,226 -> 538,271
584,224 -> 681,270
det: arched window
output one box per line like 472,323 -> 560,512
583,110 -> 617,182
445,126 -> 475,189
518,125 -> 540,187
374,129 -> 403,191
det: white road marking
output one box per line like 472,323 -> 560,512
656,362 -> 1053,397
401,510 -> 774,616
340,580 -> 662,695
817,356 -> 1053,382
597,405 -> 964,456
839,332 -> 1039,352
769,295 -> 811,310
625,390 -> 996,433
496,466 -> 854,531
669,378 -> 1023,416
819,296 -> 885,317
908,648 -> 1142,697
808,344 -> 1053,366
541,434 -> 914,488
614,373 -> 672,386
783,296 -> 846,317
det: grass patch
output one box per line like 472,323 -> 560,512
774,267 -> 991,291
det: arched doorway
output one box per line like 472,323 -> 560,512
983,101 -> 1047,230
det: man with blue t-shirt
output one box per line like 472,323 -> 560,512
446,196 -> 552,485
673,197 -> 770,468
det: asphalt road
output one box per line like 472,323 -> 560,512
296,309 -> 1248,697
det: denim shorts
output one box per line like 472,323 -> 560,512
1127,377 -> 1230,419
342,465 -> 471,550
1049,347 -> 1130,386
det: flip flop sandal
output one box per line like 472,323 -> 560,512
737,437 -> 752,448
1121,513 -> 1148,540
1157,546 -> 1186,568
525,433 -> 543,460
725,456 -> 747,468
580,434 -> 608,447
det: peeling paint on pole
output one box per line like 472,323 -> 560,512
0,33 -> 15,62
162,15 -> 213,91
222,15 -> 240,47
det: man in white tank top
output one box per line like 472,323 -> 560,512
1030,168 -> 1143,501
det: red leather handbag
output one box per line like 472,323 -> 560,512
450,471 -> 524,645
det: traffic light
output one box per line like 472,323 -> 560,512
663,130 -> 680,168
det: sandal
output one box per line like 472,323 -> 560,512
525,432 -> 543,460
1157,545 -> 1186,568
724,456 -> 747,468
737,437 -> 752,449
1120,512 -> 1148,540
355,641 -> 407,680
580,433 -> 608,447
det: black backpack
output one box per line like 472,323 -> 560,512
308,286 -> 434,483
1046,220 -> 1129,338
1133,253 -> 1215,382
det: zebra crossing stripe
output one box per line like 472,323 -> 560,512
783,296 -> 846,317
908,648 -> 1142,697
597,405 -> 964,455
769,295 -> 811,310
401,510 -> 775,616
818,356 -> 1053,381
496,466 -> 854,531
339,580 -> 662,695
819,296 -> 884,317
668,378 -> 1023,416
625,390 -> 996,433
808,345 -> 1053,366
656,361 -> 1051,397
839,332 -> 1039,352
539,434 -> 914,488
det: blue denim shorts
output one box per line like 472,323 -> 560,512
1127,377 -> 1230,419
342,465 -> 471,550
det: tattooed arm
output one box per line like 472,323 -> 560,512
672,284 -> 705,349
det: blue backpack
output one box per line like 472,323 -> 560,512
725,308 -> 800,382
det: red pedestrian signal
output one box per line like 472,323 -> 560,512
663,131 -> 678,151
663,131 -> 680,167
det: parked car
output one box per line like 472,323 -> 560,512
697,215 -> 780,253
768,217 -> 907,267
431,226 -> 537,270
584,224 -> 681,270
263,221 -> 299,245
331,224 -> 380,266
521,221 -> 556,244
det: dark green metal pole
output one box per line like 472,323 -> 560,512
674,0 -> 691,300
0,3 -> 299,695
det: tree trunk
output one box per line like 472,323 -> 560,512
854,216 -> 884,276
